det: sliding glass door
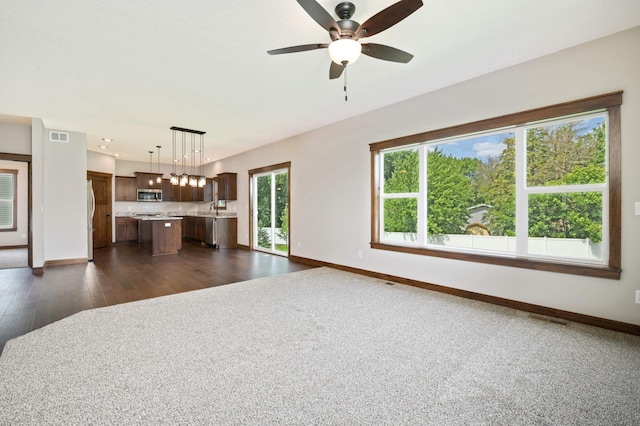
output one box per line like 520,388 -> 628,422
252,167 -> 289,256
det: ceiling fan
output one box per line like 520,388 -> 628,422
268,0 -> 424,80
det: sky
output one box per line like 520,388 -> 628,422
433,116 -> 604,161
435,132 -> 513,160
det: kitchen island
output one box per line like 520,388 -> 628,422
138,217 -> 183,255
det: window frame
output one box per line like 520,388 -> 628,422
0,169 -> 18,232
370,92 -> 622,279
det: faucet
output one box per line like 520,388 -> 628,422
210,201 -> 219,216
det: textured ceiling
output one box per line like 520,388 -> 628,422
1,0 -> 639,163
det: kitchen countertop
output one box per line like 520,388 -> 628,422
176,213 -> 237,218
137,216 -> 183,221
116,212 -> 237,219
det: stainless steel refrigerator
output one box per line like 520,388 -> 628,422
87,180 -> 95,261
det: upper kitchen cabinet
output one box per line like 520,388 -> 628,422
135,172 -> 163,190
180,184 -> 194,202
215,173 -> 237,200
115,177 -> 136,201
165,180 -> 203,202
162,179 -> 173,202
196,178 -> 213,202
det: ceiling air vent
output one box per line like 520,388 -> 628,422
49,131 -> 69,143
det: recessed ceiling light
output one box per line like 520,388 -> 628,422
173,159 -> 180,163
205,158 -> 212,161
98,145 -> 108,149
113,153 -> 122,157
102,138 -> 113,142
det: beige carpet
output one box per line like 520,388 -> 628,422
0,267 -> 638,424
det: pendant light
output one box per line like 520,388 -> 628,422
170,129 -> 178,185
169,126 -> 207,187
198,133 -> 206,187
189,133 -> 197,187
148,151 -> 154,186
156,145 -> 162,183
180,132 -> 188,187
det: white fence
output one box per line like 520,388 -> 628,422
384,233 -> 603,260
259,227 -> 288,245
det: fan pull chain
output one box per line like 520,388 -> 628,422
343,64 -> 348,102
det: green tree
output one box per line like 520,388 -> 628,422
278,202 -> 288,241
426,148 -> 474,235
257,227 -> 271,248
474,155 -> 501,206
383,149 -> 419,193
383,149 -> 419,234
274,173 -> 288,228
257,174 -> 271,229
526,121 -> 606,241
527,121 -> 605,186
528,163 -> 604,242
484,136 -> 516,236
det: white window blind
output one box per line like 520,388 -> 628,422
0,171 -> 16,229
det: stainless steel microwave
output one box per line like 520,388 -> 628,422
137,188 -> 162,202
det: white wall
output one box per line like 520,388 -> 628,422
31,118 -> 44,268
87,150 -> 116,175
43,128 -> 87,261
211,27 -> 640,326
0,122 -> 31,155
0,160 -> 28,246
0,122 -> 31,247
115,159 -> 168,177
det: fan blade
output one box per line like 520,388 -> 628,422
354,0 -> 423,39
297,0 -> 341,34
267,44 -> 328,55
329,61 -> 345,79
361,43 -> 414,63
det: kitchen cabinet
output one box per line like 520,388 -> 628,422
135,172 -> 163,190
171,182 -> 181,202
114,177 -> 136,201
143,178 -> 212,202
115,217 -> 138,242
180,184 -> 194,202
195,178 -> 213,202
161,179 -> 173,201
194,217 -> 207,241
215,173 -> 237,201
182,216 -> 207,242
181,215 -> 235,247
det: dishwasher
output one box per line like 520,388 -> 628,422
205,217 -> 218,248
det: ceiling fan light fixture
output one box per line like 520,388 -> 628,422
328,38 -> 361,65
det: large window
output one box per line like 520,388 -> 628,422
0,169 -> 17,231
370,92 -> 622,279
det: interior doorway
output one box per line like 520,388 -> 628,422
87,171 -> 112,250
0,154 -> 31,270
249,162 -> 290,256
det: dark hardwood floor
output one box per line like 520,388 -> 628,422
0,241 -> 314,355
